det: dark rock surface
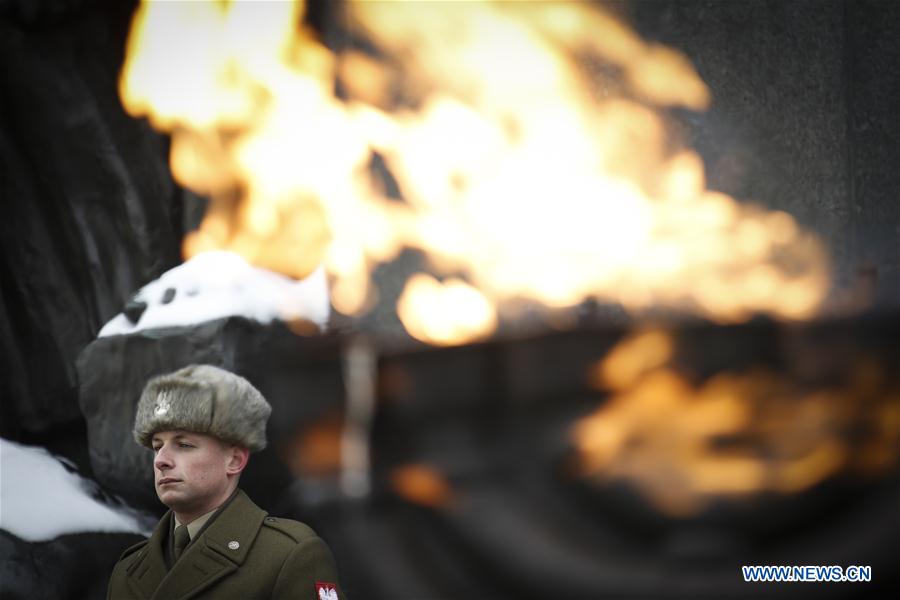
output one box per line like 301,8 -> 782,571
630,0 -> 900,306
326,317 -> 900,599
0,0 -> 185,442
0,529 -> 144,600
77,317 -> 347,512
842,0 -> 900,307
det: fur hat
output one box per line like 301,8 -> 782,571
133,364 -> 271,452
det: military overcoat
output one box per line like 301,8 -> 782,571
107,490 -> 344,600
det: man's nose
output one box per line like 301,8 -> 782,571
154,446 -> 174,470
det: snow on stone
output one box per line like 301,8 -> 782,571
0,438 -> 151,541
99,250 -> 330,337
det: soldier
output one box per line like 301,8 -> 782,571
107,364 -> 344,600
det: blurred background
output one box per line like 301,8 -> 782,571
1,0 -> 899,598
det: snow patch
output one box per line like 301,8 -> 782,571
0,438 -> 151,541
98,250 -> 330,337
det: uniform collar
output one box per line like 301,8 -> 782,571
125,489 -> 267,600
174,507 -> 217,540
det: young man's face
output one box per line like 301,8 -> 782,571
150,430 -> 245,520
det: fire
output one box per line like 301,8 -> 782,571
397,274 -> 497,347
120,0 -> 829,346
573,330 -> 900,516
282,415 -> 343,477
389,464 -> 454,509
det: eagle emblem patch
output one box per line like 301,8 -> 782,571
154,391 -> 171,416
316,582 -> 338,600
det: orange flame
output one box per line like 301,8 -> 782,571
390,464 -> 453,507
573,330 -> 900,516
282,415 -> 343,477
390,463 -> 454,508
120,0 -> 829,345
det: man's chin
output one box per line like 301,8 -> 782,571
156,488 -> 185,507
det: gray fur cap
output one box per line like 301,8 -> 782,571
133,365 -> 271,452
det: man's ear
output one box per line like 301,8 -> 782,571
225,445 -> 250,476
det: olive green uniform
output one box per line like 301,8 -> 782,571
107,490 -> 344,600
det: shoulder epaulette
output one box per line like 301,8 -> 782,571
261,516 -> 317,544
